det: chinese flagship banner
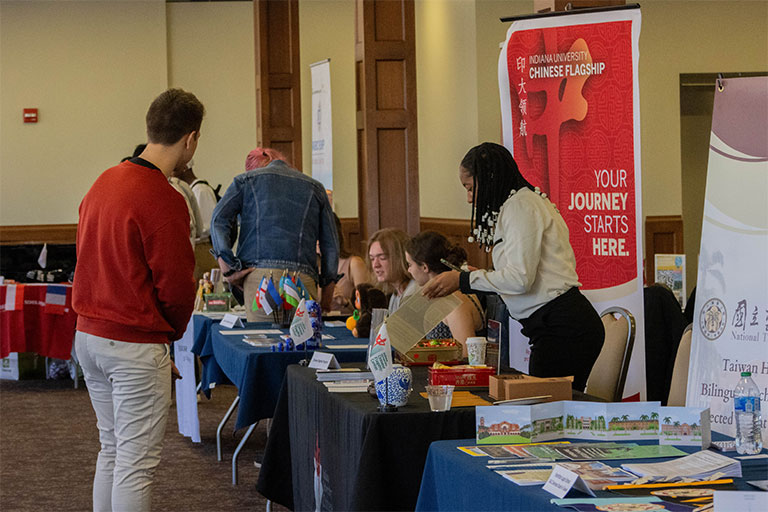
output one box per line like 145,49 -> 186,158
499,8 -> 645,399
687,76 -> 768,439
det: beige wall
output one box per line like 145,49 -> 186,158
166,1 -> 257,194
2,0 -> 766,229
415,0 -> 481,219
298,0 -> 357,218
638,0 -> 768,217
474,0 -> 533,144
0,0 -> 167,225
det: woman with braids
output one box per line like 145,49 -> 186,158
405,231 -> 485,358
422,142 -> 604,390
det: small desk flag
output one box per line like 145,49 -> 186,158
289,299 -> 313,344
368,322 -> 393,383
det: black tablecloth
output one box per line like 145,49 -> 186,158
256,365 -> 479,511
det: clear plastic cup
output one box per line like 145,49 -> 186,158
465,337 -> 487,366
426,384 -> 454,412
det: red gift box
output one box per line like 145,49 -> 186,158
428,365 -> 496,388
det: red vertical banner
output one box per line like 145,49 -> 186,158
499,8 -> 646,400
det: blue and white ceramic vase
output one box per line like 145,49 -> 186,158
375,366 -> 412,407
305,299 -> 323,348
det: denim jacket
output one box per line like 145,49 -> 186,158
210,160 -> 339,287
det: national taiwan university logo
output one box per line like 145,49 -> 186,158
700,297 -> 727,340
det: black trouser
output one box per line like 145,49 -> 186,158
519,287 -> 604,391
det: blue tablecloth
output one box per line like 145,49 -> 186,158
209,322 -> 368,430
416,438 -> 768,511
190,314 -> 230,393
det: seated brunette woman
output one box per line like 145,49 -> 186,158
367,228 -> 419,314
405,231 -> 485,358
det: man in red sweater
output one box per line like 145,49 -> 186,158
73,88 -> 204,512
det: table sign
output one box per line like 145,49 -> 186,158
309,351 -> 340,370
713,491 -> 768,511
220,313 -> 244,329
543,464 -> 593,498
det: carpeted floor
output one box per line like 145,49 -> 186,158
0,376 -> 289,511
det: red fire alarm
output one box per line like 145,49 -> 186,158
23,108 -> 38,123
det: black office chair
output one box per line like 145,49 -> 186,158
643,283 -> 687,404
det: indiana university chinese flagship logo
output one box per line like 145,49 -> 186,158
699,297 -> 727,340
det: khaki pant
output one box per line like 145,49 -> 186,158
243,268 -> 318,322
75,332 -> 171,512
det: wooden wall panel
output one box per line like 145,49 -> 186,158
356,0 -> 419,239
645,215 -> 684,284
374,0 -> 404,41
254,0 -> 302,169
0,224 -> 77,245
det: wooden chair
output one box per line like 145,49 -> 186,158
585,307 -> 636,402
667,323 -> 693,406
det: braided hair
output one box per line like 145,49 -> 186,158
460,143 -> 534,250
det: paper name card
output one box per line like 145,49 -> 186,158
543,465 -> 594,498
309,351 -> 340,370
220,313 -> 244,329
713,491 -> 768,512
659,406 -> 711,448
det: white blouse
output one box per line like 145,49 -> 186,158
466,187 -> 580,320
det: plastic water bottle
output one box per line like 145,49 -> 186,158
734,371 -> 763,455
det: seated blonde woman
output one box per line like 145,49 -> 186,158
367,228 -> 419,314
405,231 -> 484,358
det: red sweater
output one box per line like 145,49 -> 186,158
73,160 -> 196,343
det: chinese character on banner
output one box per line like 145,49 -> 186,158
519,99 -> 527,116
516,56 -> 526,72
517,77 -> 527,95
520,119 -> 528,137
733,300 -> 746,330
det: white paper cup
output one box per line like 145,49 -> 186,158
426,385 -> 454,412
465,336 -> 487,366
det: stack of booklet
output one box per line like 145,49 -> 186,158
620,450 -> 742,479
316,369 -> 373,393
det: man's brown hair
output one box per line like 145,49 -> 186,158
145,88 -> 205,145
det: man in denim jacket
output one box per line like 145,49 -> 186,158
211,148 -> 339,321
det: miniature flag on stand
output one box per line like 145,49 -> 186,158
284,277 -> 301,308
252,276 -> 264,311
266,278 -> 283,311
289,298 -> 313,344
368,322 -> 393,383
38,243 -> 48,269
44,285 -> 67,315
296,276 -> 312,300
4,284 -> 25,311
